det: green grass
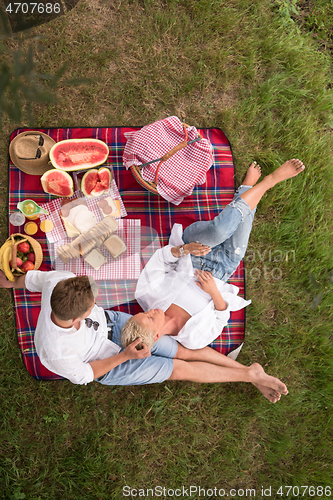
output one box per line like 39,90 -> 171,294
1,0 -> 333,498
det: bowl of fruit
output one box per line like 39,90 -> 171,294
0,234 -> 43,282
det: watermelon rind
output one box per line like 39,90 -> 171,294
41,169 -> 74,197
49,139 -> 109,171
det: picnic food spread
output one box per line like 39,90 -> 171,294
7,118 -> 211,278
6,132 -> 128,276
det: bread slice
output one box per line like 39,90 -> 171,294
84,249 -> 107,270
103,235 -> 127,259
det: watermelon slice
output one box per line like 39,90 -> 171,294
41,169 -> 74,197
49,139 -> 109,171
81,167 -> 112,197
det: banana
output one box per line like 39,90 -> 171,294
1,245 -> 15,281
0,240 -> 13,271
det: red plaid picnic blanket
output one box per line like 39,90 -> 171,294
123,116 -> 213,205
8,126 -> 246,380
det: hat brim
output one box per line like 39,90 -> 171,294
9,131 -> 56,176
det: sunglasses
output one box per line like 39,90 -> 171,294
85,318 -> 99,331
18,135 -> 44,160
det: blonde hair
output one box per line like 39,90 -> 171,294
121,316 -> 156,350
51,276 -> 95,321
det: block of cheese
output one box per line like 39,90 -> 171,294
98,197 -> 121,218
103,234 -> 127,259
84,249 -> 107,270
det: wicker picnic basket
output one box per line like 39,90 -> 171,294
9,233 -> 43,273
128,121 -> 203,195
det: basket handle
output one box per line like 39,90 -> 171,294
130,123 -> 202,191
153,124 -> 190,184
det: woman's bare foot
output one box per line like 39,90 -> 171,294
248,363 -> 288,403
268,158 -> 305,187
242,161 -> 262,187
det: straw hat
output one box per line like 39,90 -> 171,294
9,131 -> 56,176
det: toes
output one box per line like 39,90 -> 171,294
251,161 -> 261,173
291,159 -> 305,171
279,384 -> 288,395
268,391 -> 281,403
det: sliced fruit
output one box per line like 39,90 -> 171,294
49,139 -> 109,171
81,167 -> 112,197
41,169 -> 74,197
98,167 -> 112,189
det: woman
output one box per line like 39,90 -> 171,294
121,159 -> 305,352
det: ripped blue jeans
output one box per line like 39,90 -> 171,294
182,185 -> 255,282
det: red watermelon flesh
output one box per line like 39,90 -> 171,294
81,167 -> 111,197
98,167 -> 112,189
41,170 -> 74,197
50,139 -> 109,171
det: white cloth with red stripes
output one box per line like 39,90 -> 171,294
123,116 -> 214,205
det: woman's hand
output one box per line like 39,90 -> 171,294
194,270 -> 218,295
195,270 -> 227,311
184,242 -> 211,256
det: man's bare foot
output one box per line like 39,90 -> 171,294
253,383 -> 281,403
248,363 -> 288,402
242,161 -> 262,187
268,159 -> 305,187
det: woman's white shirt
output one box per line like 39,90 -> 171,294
135,224 -> 251,349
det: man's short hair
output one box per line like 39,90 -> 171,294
121,317 -> 156,350
51,276 -> 96,321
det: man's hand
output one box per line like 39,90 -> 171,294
0,270 -> 14,289
124,338 -> 151,360
184,242 -> 211,256
0,270 -> 26,289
